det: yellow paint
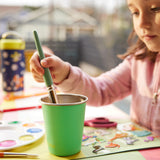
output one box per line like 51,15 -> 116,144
19,135 -> 34,141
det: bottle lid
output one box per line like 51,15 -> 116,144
0,31 -> 25,50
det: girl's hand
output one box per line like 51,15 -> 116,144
30,50 -> 70,84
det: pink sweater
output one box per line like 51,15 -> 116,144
57,52 -> 160,136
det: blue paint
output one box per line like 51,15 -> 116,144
27,128 -> 42,133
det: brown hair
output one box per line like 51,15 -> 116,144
118,30 -> 158,62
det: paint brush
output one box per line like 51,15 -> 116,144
33,30 -> 58,103
0,152 -> 38,158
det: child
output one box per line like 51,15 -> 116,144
30,0 -> 160,136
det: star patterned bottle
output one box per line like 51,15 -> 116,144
0,31 -> 25,98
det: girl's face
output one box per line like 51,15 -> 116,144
127,0 -> 160,52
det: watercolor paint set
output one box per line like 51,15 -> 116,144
0,121 -> 44,150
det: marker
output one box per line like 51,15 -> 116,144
0,105 -> 42,113
33,30 -> 58,103
4,91 -> 48,101
0,152 -> 38,158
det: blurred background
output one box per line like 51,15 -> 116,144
0,0 -> 131,113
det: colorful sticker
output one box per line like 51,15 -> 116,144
131,130 -> 151,137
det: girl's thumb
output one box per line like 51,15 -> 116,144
41,59 -> 47,67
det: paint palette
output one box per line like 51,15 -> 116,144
0,121 -> 44,150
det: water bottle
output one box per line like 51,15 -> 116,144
0,31 -> 25,98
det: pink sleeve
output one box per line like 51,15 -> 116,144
57,57 -> 132,106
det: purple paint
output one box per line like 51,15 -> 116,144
144,136 -> 155,142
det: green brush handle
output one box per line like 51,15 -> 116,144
33,30 -> 53,87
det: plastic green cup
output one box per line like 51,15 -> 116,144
40,93 -> 88,156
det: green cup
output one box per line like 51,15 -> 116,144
40,93 -> 88,156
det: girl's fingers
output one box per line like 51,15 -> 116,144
30,68 -> 44,82
30,52 -> 44,75
30,51 -> 70,84
41,54 -> 59,68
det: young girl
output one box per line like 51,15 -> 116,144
30,0 -> 160,136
